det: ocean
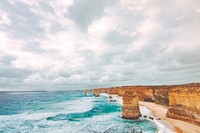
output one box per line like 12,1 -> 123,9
0,91 -> 158,133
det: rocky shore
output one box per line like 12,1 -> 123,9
84,82 -> 200,131
140,102 -> 200,133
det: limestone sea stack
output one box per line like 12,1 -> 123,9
122,91 -> 141,119
94,89 -> 100,97
84,91 -> 87,96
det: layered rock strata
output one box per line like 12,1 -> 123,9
122,91 -> 141,119
93,89 -> 100,97
166,87 -> 200,126
86,83 -> 200,125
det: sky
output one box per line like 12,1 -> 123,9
0,0 -> 200,91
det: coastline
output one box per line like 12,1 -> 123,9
103,94 -> 176,133
139,102 -> 200,133
103,93 -> 200,133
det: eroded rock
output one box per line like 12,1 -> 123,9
122,91 -> 141,119
166,87 -> 200,126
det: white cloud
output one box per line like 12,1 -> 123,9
49,0 -> 74,17
0,0 -> 200,90
0,31 -> 26,56
88,16 -> 115,40
0,10 -> 11,25
24,72 -> 43,83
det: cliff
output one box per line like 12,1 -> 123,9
166,87 -> 200,126
152,86 -> 175,105
108,87 -> 120,95
88,82 -> 200,126
112,86 -> 154,102
91,83 -> 200,106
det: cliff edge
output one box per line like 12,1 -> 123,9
166,87 -> 200,126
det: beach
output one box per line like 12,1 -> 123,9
140,102 -> 200,133
109,94 -> 175,133
109,94 -> 200,133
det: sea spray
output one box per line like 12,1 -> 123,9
0,91 -> 158,133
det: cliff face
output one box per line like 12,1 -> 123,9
152,86 -> 175,105
92,84 -> 200,106
108,87 -> 120,95
136,86 -> 154,102
166,87 -> 200,126
89,83 -> 200,126
112,86 -> 154,102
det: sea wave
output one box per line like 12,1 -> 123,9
0,92 -> 159,133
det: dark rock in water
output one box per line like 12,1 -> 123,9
109,99 -> 117,102
143,115 -> 147,118
149,117 -> 154,120
109,95 -> 112,99
109,100 -> 114,102
131,129 -> 135,133
157,118 -> 161,120
108,98 -> 117,102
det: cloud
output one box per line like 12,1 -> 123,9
104,29 -> 135,45
0,10 -> 11,25
67,0 -> 115,32
0,0 -> 200,91
0,66 -> 31,78
0,1 -> 44,38
0,55 -> 16,65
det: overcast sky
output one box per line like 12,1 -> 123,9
0,0 -> 200,91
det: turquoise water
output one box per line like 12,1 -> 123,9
0,91 -> 158,133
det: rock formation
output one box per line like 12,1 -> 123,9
118,88 -> 125,96
93,89 -> 100,97
108,87 -> 120,95
152,85 -> 177,105
86,82 -> 200,125
122,91 -> 141,119
166,87 -> 200,126
83,89 -> 93,96
84,91 -> 87,96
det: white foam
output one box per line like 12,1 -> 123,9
0,93 -> 176,133
0,97 -> 95,133
154,120 -> 176,133
99,93 -> 109,97
140,106 -> 151,116
53,97 -> 94,114
108,94 -> 176,133
103,93 -> 123,105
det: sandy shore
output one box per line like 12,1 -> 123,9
101,93 -> 200,133
140,102 -> 200,133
